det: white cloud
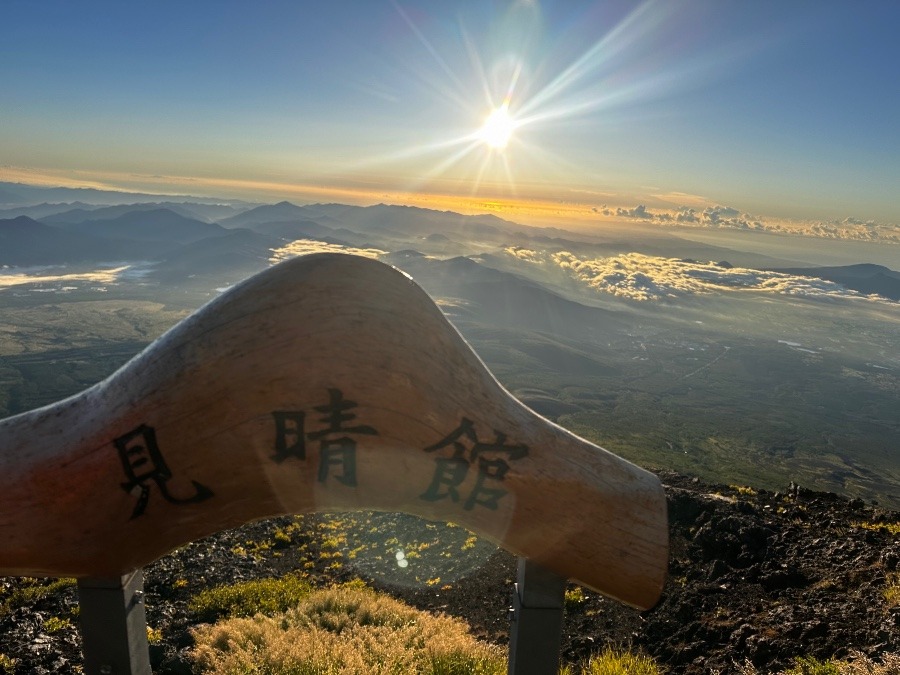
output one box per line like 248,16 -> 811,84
269,239 -> 387,265
503,246 -> 543,263
597,202 -> 900,243
507,249 -> 895,303
0,265 -> 130,289
609,204 -> 653,219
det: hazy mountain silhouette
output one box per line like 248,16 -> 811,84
42,202 -> 240,225
53,208 -> 226,244
222,202 -> 527,244
245,218 -> 335,240
0,202 -> 99,220
0,185 -> 22,204
308,203 -> 516,241
384,251 -> 626,342
0,181 -> 253,208
45,204 -> 166,225
149,229 -> 278,282
0,216 -> 131,265
771,263 -> 900,301
217,201 -> 311,228
276,204 -> 358,230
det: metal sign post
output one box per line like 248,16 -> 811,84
508,557 -> 567,675
77,570 -> 151,675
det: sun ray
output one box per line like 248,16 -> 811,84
470,153 -> 493,195
499,153 -> 518,197
517,0 -> 667,118
336,0 -> 756,210
400,139 -> 484,194
391,0 -> 472,110
461,25 -> 495,110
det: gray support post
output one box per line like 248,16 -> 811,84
77,570 -> 151,675
508,557 -> 567,675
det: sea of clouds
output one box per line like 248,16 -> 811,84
594,203 -> 900,244
505,247 -> 894,303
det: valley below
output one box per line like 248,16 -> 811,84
1,195 -> 899,672
2,206 -> 897,506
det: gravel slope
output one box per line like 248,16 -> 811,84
2,472 -> 898,674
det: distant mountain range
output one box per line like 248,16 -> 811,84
220,201 -> 524,241
0,181 -> 252,208
0,200 -> 247,224
0,216 -> 136,265
217,201 -> 312,228
0,200 -> 521,271
2,197 -> 898,306
2,192 -> 898,512
0,209 -> 226,265
52,208 -> 226,244
383,251 -> 627,343
149,229 -> 279,282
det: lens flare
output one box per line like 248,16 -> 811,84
348,0 -> 722,204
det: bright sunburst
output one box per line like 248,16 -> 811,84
478,102 -> 516,150
350,1 -> 708,200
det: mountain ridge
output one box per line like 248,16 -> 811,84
0,215 -> 136,265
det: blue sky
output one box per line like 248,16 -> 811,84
2,0 -> 898,230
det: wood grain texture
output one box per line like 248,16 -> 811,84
0,253 -> 668,609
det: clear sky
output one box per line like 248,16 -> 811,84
2,0 -> 898,232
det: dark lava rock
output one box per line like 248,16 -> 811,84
2,473 -> 899,674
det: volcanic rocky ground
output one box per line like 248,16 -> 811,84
2,471 -> 899,674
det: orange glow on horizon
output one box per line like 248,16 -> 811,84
0,166 -> 621,229
4,165 -> 892,241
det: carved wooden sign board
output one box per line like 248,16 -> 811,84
0,253 -> 668,610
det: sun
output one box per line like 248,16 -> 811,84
478,102 -> 517,150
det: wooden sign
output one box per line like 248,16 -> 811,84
0,253 -> 668,609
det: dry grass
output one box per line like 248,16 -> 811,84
189,574 -> 313,623
561,648 -> 662,675
191,584 -> 505,674
735,651 -> 900,675
838,651 -> 900,674
0,577 -> 75,621
883,573 -> 900,608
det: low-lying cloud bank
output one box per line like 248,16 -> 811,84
269,240 -> 386,265
0,265 -> 130,290
505,247 -> 895,303
593,203 -> 900,244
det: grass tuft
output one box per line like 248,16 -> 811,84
737,650 -> 900,674
564,586 -> 588,612
883,572 -> 900,608
783,656 -> 841,675
42,616 -> 72,633
838,650 -> 900,674
0,577 -> 76,621
560,648 -> 662,675
188,573 -> 313,623
147,625 -> 164,644
191,584 -> 506,675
